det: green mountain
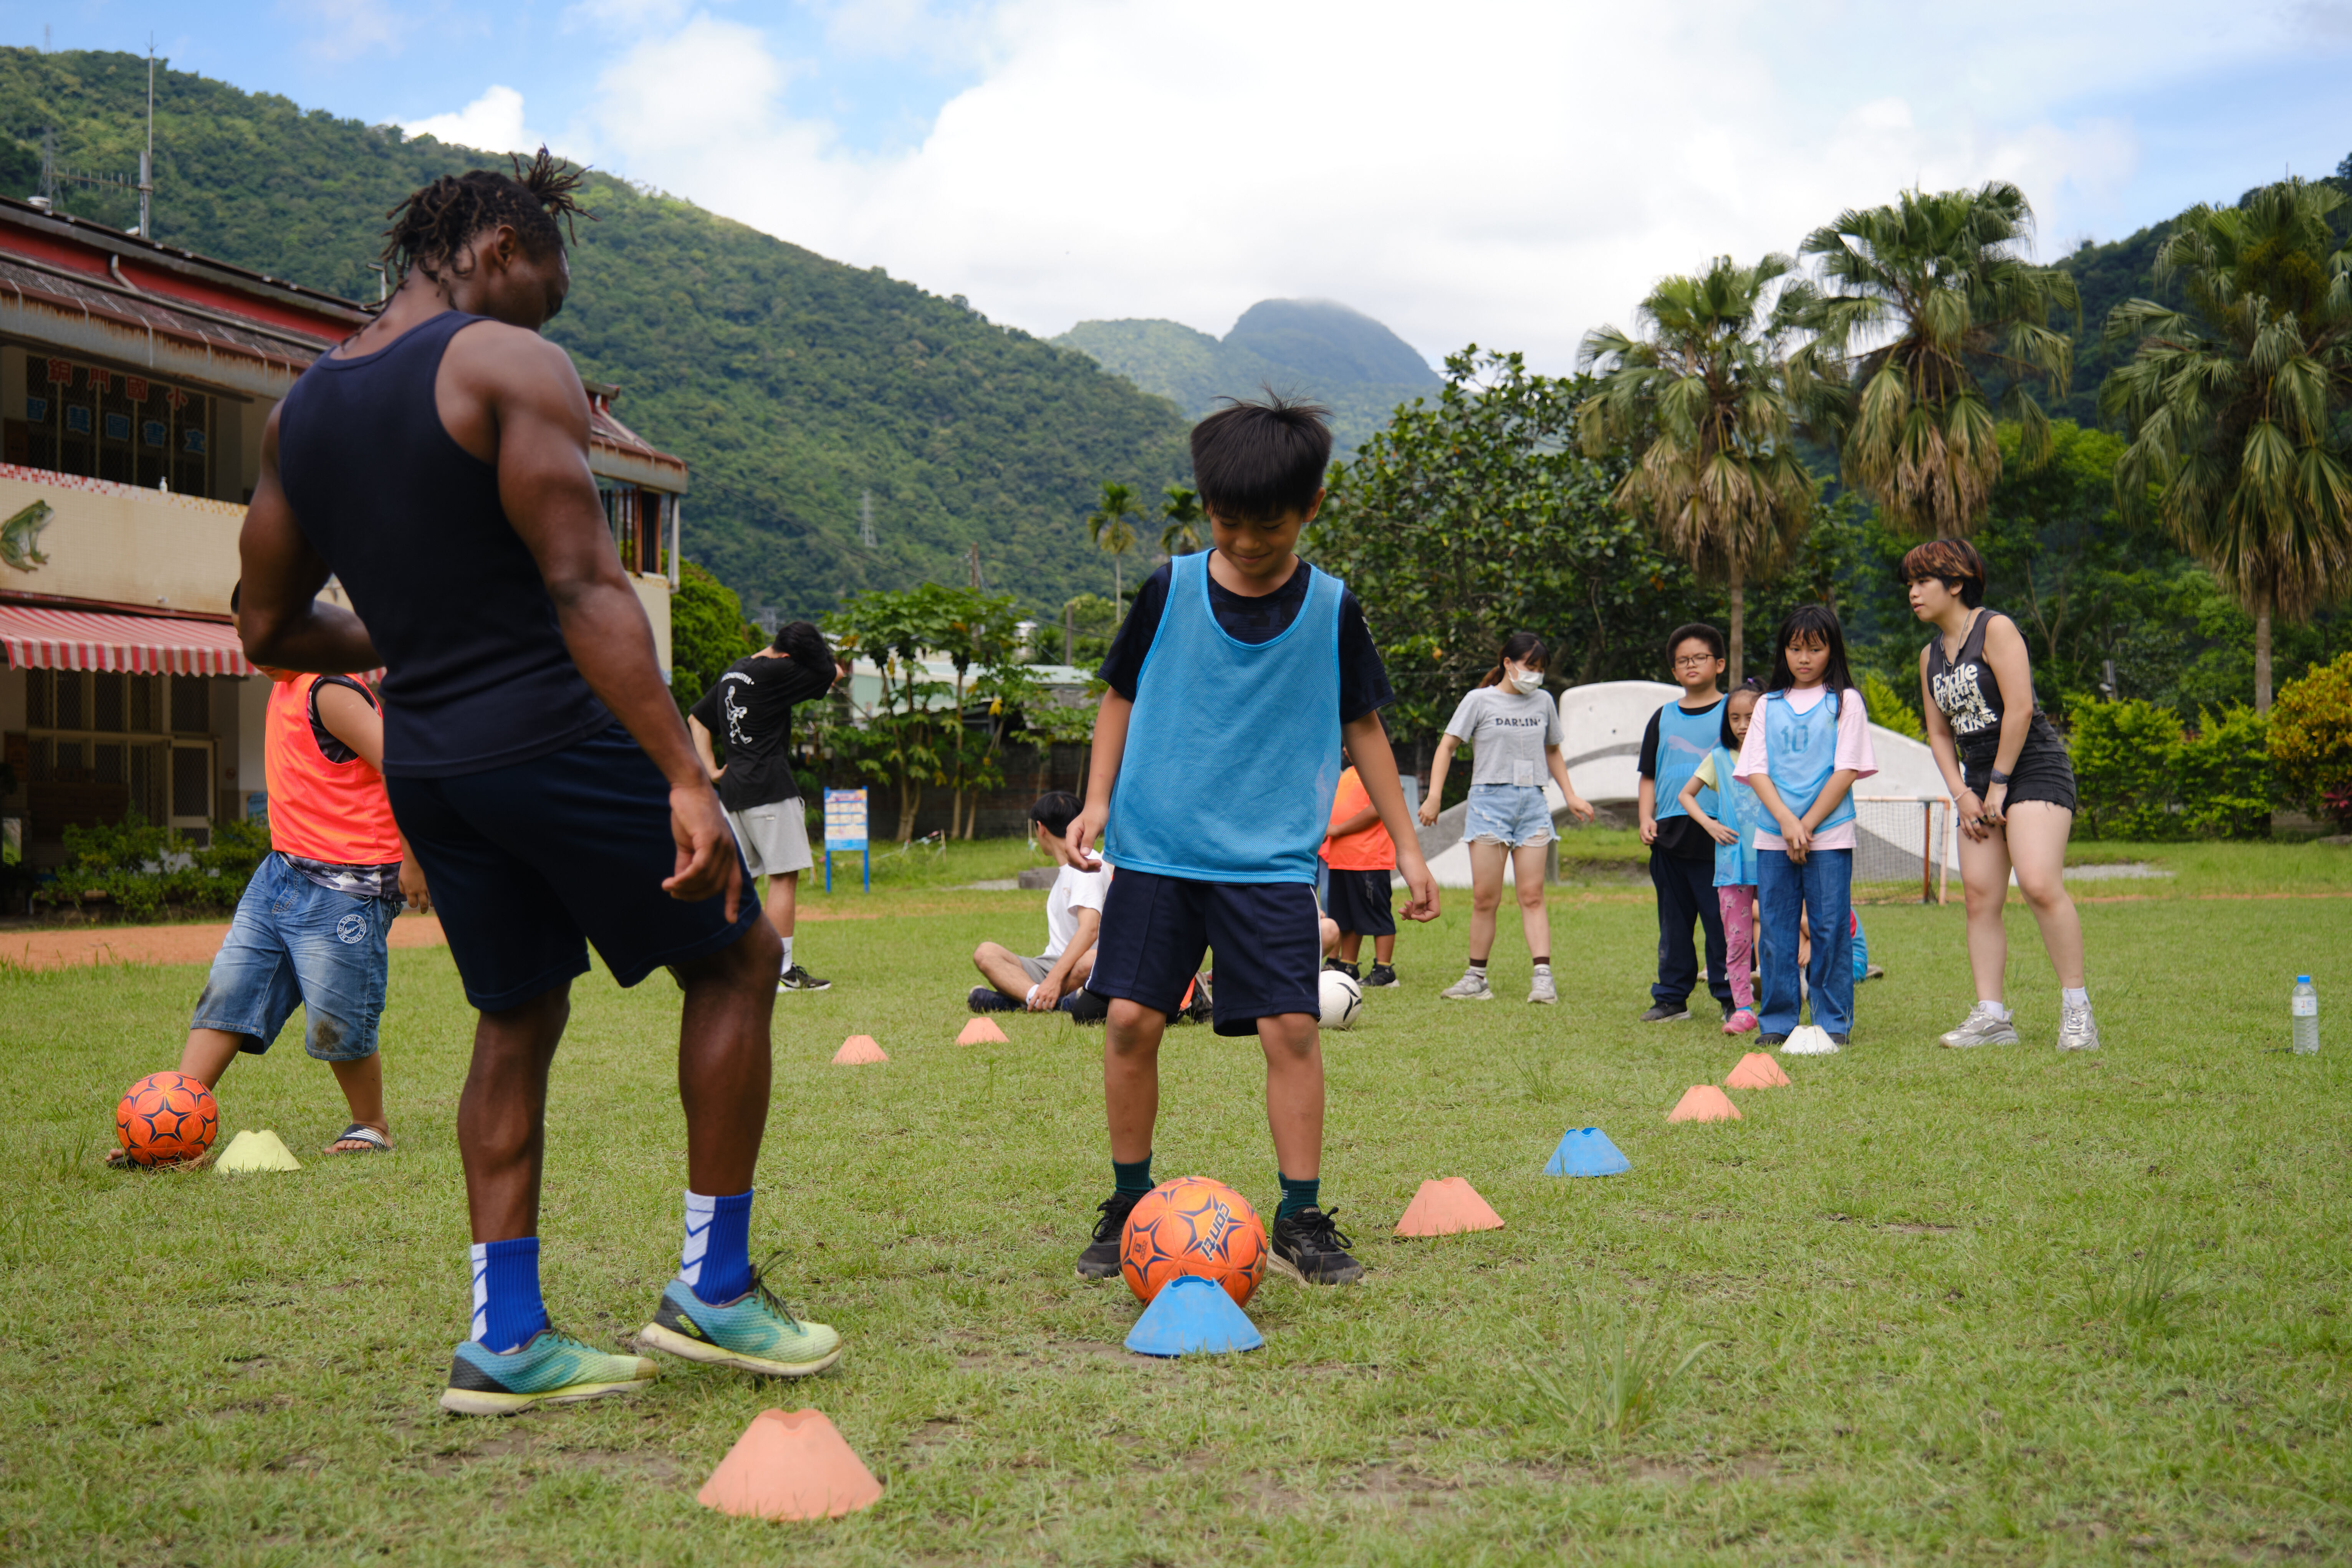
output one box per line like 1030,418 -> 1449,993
1056,298 -> 1440,453
0,48 -> 1193,620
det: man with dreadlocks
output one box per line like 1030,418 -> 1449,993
237,152 -> 844,1414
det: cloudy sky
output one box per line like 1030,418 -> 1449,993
26,0 -> 2352,369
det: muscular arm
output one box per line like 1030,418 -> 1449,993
236,409 -> 379,674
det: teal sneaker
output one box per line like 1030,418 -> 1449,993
638,1265 -> 844,1378
439,1329 -> 659,1416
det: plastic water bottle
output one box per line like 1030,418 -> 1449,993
2293,976 -> 2320,1055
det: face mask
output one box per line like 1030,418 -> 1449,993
1507,668 -> 1544,695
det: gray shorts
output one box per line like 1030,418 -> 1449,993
1010,953 -> 1054,986
725,799 -> 814,879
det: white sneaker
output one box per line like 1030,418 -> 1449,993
1528,968 -> 1557,1005
1440,969 -> 1494,1002
1938,1002 -> 2019,1049
2057,1001 -> 2101,1052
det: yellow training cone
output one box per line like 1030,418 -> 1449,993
214,1129 -> 303,1174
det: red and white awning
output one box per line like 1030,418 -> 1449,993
0,604 -> 254,676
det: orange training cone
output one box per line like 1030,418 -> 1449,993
1723,1052 -> 1791,1090
832,1034 -> 888,1065
1667,1084 -> 1742,1123
956,1017 -> 1008,1045
1393,1177 -> 1505,1237
697,1408 -> 883,1521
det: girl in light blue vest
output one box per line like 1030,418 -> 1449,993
1676,680 -> 1764,1035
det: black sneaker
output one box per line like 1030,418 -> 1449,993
1364,964 -> 1399,989
1639,1003 -> 1691,1023
1075,1191 -> 1144,1280
1828,1032 -> 1850,1046
968,986 -> 1021,1013
1059,987 -> 1109,1023
1270,1206 -> 1364,1285
1758,1032 -> 1788,1046
1322,959 -> 1361,981
778,965 -> 831,992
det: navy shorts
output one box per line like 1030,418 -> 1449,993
386,725 -> 763,1011
1089,868 -> 1322,1037
1322,866 -> 1395,937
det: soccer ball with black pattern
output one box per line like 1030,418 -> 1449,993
1119,1176 -> 1267,1307
114,1071 -> 217,1167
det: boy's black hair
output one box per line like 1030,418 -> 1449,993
1028,790 -> 1083,840
1189,392 -> 1332,523
381,149 -> 592,288
1719,677 -> 1763,750
775,619 -> 830,663
1667,622 -> 1726,662
1897,538 -> 1988,610
1766,604 -> 1856,696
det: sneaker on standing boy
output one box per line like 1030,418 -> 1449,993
1637,624 -> 1736,1023
687,620 -> 847,992
1065,395 -> 1439,1288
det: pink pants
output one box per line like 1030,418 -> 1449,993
1717,885 -> 1757,1011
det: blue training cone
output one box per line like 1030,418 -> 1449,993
1124,1275 -> 1265,1357
1546,1126 -> 1630,1177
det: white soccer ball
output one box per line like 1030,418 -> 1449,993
1319,970 -> 1364,1030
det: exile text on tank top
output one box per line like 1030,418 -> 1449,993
1105,551 -> 1342,884
275,311 -> 612,777
1925,609 -> 2059,771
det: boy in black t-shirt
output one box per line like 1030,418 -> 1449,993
689,621 -> 846,991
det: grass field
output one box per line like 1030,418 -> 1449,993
6,837 -> 2351,1565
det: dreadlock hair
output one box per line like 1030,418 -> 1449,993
380,148 -> 592,289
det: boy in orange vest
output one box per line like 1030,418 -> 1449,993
114,588 -> 429,1161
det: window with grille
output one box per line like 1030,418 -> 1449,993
20,669 -> 215,838
12,355 -> 213,496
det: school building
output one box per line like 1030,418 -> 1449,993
0,195 -> 687,882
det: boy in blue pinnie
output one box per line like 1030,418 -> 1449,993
1065,395 -> 1440,1287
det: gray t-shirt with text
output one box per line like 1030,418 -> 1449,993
1442,686 -> 1562,787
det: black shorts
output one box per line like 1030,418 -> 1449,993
1963,731 -> 2077,813
387,725 -> 763,1011
1089,868 -> 1322,1037
1322,866 -> 1395,937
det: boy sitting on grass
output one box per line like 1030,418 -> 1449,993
970,791 -> 1109,1016
1066,394 -> 1438,1287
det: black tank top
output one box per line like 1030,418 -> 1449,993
1924,609 -> 2059,771
276,312 -> 611,777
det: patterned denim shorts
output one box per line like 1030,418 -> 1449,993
1462,783 -> 1555,849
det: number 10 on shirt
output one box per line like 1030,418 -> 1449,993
823,789 -> 869,893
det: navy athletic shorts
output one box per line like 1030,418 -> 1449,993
1322,866 -> 1396,937
387,725 -> 763,1011
1088,867 -> 1322,1037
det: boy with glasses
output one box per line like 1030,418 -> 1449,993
1635,624 -> 1736,1023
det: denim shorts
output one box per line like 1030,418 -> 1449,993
190,852 -> 394,1061
1463,783 -> 1554,849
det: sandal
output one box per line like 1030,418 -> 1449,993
324,1123 -> 393,1156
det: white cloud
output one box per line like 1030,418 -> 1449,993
280,0 -> 406,64
402,85 -> 547,155
560,0 -> 2336,370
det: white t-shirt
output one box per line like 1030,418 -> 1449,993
1043,862 -> 1109,960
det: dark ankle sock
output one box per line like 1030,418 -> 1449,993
1276,1171 -> 1320,1221
1532,955 -> 1551,967
1467,958 -> 1489,972
1112,1156 -> 1154,1199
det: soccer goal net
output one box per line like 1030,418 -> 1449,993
1850,796 -> 1955,903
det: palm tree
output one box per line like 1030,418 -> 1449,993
1158,485 -> 1206,557
1086,481 -> 1142,606
1787,182 -> 2079,535
2100,178 -> 2352,711
1578,254 -> 1814,681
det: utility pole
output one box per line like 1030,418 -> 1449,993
967,543 -> 984,590
139,41 -> 155,240
1063,600 -> 1074,666
858,490 -> 877,549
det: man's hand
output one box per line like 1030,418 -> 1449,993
663,783 -> 742,920
1066,801 -> 1108,863
399,858 -> 433,915
1397,854 -> 1441,922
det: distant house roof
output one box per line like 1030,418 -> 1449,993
0,197 -> 685,491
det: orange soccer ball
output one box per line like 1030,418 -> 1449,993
114,1071 -> 218,1167
1119,1176 -> 1268,1308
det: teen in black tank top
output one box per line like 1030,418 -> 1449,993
1924,609 -> 2068,794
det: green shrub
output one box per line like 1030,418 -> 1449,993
2271,652 -> 2352,830
2175,706 -> 2274,840
34,815 -> 273,920
2070,698 -> 2186,840
1859,671 -> 1925,742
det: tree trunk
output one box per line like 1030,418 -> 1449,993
897,782 -> 920,845
2255,605 -> 2273,714
1727,557 -> 1745,687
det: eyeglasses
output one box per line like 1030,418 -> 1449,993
1672,654 -> 1719,669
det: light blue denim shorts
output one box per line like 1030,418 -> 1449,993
189,853 -> 394,1061
1463,783 -> 1555,849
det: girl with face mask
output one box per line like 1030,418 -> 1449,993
1418,633 -> 1596,1004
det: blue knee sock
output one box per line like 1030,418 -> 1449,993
680,1189 -> 754,1303
470,1237 -> 548,1353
